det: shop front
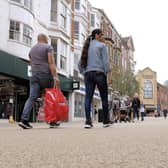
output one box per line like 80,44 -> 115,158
0,50 -> 73,122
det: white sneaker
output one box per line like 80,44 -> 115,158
84,124 -> 92,129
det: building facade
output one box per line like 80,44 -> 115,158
0,0 -> 74,121
136,67 -> 157,116
157,83 -> 168,114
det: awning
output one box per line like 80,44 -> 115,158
0,50 -> 73,92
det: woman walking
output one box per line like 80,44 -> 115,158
78,29 -> 111,128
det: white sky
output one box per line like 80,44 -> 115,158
89,0 -> 168,84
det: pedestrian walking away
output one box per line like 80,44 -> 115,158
140,101 -> 145,121
78,28 -> 111,128
132,93 -> 140,121
18,33 -> 60,129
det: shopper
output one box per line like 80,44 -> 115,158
78,29 -> 111,128
18,34 -> 59,129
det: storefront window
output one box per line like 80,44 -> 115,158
74,93 -> 85,117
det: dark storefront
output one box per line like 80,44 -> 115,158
0,50 -> 73,122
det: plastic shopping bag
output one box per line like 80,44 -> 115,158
44,88 -> 69,123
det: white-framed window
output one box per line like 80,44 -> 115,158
74,21 -> 79,40
23,24 -> 33,46
11,0 -> 32,11
74,53 -> 79,70
60,40 -> 67,70
144,80 -> 153,99
60,3 -> 67,29
91,14 -> 95,27
81,33 -> 85,45
9,20 -> 20,41
51,38 -> 58,65
11,0 -> 21,3
24,0 -> 32,11
75,0 -> 80,10
50,0 -> 57,22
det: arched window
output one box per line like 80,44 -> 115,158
144,80 -> 153,98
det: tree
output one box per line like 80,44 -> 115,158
112,70 -> 139,97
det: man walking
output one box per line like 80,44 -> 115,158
18,34 -> 59,129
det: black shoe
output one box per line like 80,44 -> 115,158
18,120 -> 33,129
84,120 -> 93,129
49,122 -> 60,128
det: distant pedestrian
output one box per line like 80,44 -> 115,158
163,109 -> 167,119
18,33 -> 60,129
132,93 -> 140,121
94,105 -> 98,121
78,29 -> 111,128
140,101 -> 145,121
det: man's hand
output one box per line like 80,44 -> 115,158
53,76 -> 60,88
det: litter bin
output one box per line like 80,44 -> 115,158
98,109 -> 103,122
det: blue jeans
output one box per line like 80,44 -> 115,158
84,71 -> 109,124
21,72 -> 53,121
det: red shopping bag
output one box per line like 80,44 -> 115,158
44,88 -> 69,123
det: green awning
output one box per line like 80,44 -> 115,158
0,50 -> 73,92
0,50 -> 29,80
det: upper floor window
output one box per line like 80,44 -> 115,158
9,20 -> 33,47
9,20 -> 20,41
23,24 -> 33,46
11,0 -> 32,11
60,3 -> 67,29
60,40 -> 67,71
75,0 -> 80,10
51,38 -> 57,65
11,0 -> 21,3
50,0 -> 57,22
91,14 -> 95,27
113,50 -> 119,66
24,0 -> 32,11
144,80 -> 153,99
74,21 -> 79,40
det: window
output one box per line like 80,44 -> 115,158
9,20 -> 20,41
144,80 -> 153,98
75,0 -> 80,10
91,14 -> 95,27
60,40 -> 67,70
60,3 -> 67,28
81,33 -> 85,44
24,0 -> 32,11
113,50 -> 119,65
74,53 -> 79,70
50,0 -> 57,22
23,24 -> 33,46
51,38 -> 57,65
74,21 -> 79,40
11,0 -> 21,3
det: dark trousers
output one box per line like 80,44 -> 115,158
141,112 -> 144,121
84,71 -> 109,124
133,107 -> 139,120
21,72 -> 53,121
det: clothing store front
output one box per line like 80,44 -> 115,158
0,50 -> 73,122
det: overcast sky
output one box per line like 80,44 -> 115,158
89,0 -> 168,84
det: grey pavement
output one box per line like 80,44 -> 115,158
0,117 -> 168,168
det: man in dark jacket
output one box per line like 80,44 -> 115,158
132,93 -> 140,121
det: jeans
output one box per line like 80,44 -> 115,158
141,112 -> 144,121
21,72 -> 53,121
133,107 -> 139,120
84,71 -> 109,124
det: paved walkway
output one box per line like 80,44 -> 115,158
0,117 -> 168,168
